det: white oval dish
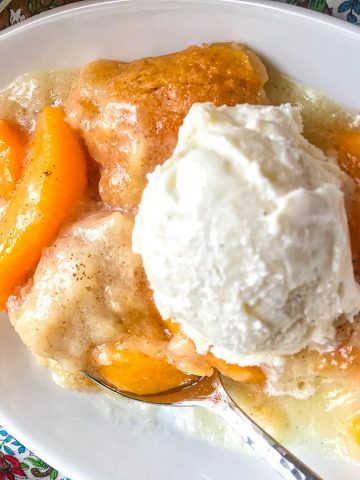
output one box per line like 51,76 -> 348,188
1,2 -> 360,479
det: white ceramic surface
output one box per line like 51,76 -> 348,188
1,2 -> 360,479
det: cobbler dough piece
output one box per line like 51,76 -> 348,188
66,43 -> 268,212
7,211 -> 164,371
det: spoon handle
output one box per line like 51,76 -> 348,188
210,394 -> 323,480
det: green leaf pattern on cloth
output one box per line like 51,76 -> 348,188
0,432 -> 68,480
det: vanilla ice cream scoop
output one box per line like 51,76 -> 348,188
133,103 -> 360,365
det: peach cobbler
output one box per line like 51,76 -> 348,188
1,43 -> 360,459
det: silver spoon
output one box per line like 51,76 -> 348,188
84,370 -> 323,480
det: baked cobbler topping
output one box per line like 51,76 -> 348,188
1,42 -> 360,459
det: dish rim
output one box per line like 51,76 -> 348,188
0,2 -> 360,479
1,0 -> 360,44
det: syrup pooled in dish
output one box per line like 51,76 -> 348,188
1,43 -> 360,460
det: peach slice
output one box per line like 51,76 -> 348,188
98,348 -> 195,395
0,107 -> 87,309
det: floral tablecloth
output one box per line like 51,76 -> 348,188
0,0 -> 359,28
0,0 -> 359,479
